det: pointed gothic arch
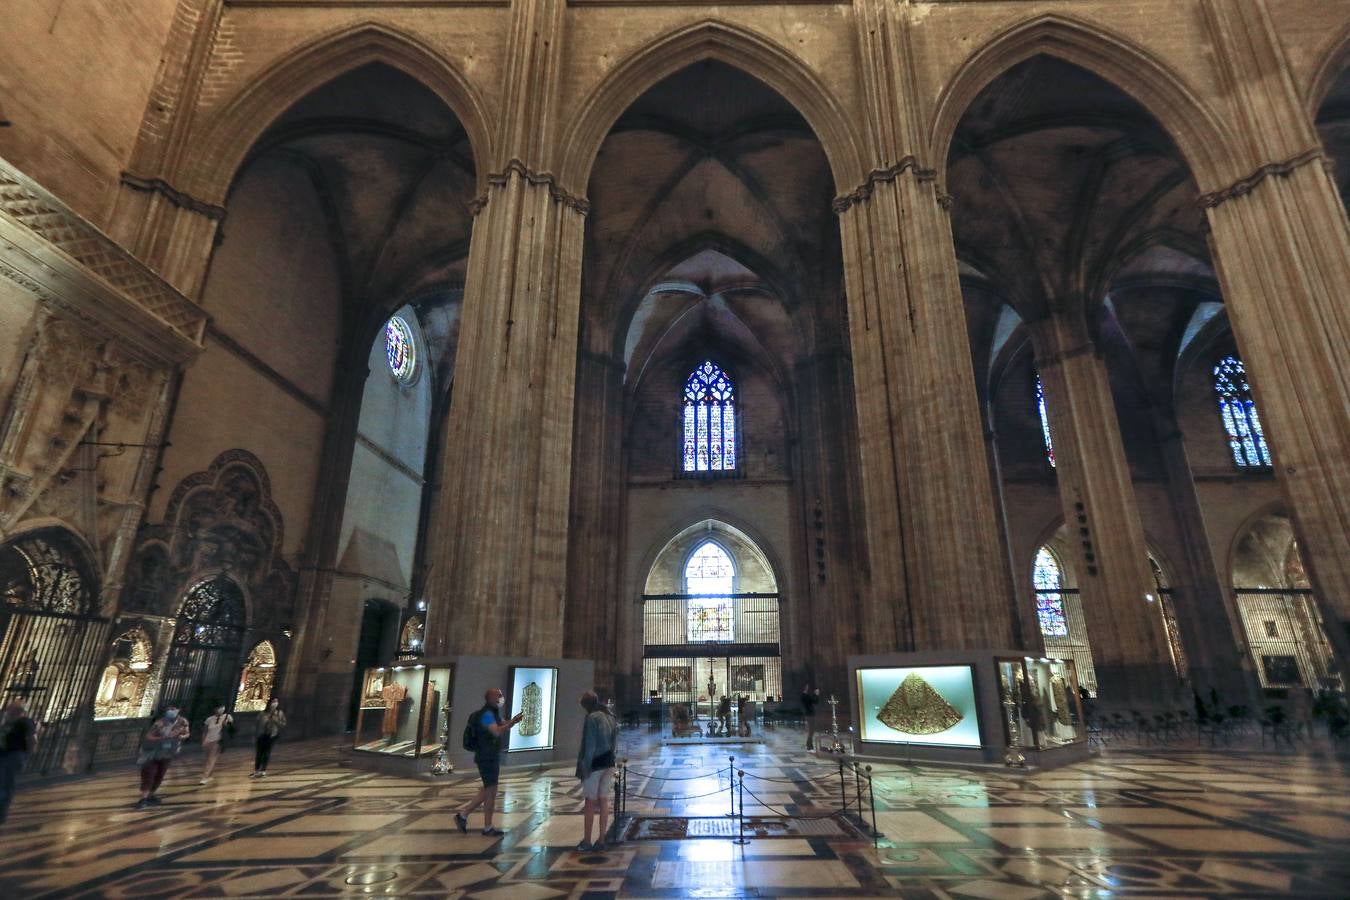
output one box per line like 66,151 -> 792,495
185,22 -> 492,205
931,14 -> 1237,193
560,20 -> 865,196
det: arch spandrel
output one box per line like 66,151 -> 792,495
559,19 -> 866,198
930,14 -> 1238,194
184,22 -> 494,205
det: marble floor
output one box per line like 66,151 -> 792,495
2,727 -> 1349,898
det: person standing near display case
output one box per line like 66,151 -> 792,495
455,687 -> 523,837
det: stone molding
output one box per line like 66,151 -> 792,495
831,156 -> 938,214
206,323 -> 327,416
469,159 -> 590,216
1196,147 -> 1325,210
0,158 -> 207,362
119,171 -> 227,222
354,432 -> 425,487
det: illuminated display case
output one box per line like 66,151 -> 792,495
506,665 -> 558,752
997,657 -> 1086,749
856,665 -> 982,748
353,663 -> 454,758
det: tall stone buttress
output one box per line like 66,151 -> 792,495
836,0 -> 1017,653
421,0 -> 585,658
1201,0 -> 1350,667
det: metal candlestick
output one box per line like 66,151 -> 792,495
431,702 -> 454,775
1002,692 -> 1026,768
825,694 -> 845,753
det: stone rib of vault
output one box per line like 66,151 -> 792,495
876,673 -> 963,735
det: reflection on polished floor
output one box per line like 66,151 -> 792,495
2,727 -> 1349,898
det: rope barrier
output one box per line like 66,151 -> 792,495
623,785 -> 734,801
624,766 -> 731,782
738,782 -> 857,820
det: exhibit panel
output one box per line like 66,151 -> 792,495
507,665 -> 558,752
856,665 -> 981,748
353,663 -> 454,758
848,650 -> 1092,768
997,657 -> 1087,750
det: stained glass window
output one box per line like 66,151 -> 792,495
1032,546 -> 1069,637
685,540 -> 735,642
1213,355 -> 1271,467
683,361 -> 737,472
1035,374 -> 1055,468
385,316 -> 416,384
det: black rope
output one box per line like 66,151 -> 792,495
738,782 -> 856,820
625,766 -> 731,782
623,785 -> 732,801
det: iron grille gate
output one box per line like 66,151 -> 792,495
160,576 -> 246,725
0,532 -> 109,776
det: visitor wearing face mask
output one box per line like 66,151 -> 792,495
250,697 -> 286,778
135,705 -> 190,809
199,704 -> 234,784
454,687 -> 523,837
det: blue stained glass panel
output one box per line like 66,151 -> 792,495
1213,356 -> 1271,467
682,361 -> 737,472
1035,374 -> 1056,468
1033,546 -> 1068,637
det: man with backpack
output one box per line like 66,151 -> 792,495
454,687 -> 523,837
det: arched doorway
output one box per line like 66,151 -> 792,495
641,521 -> 782,708
1231,513 -> 1338,692
160,576 -> 247,723
0,528 -> 108,774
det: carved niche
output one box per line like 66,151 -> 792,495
124,451 -> 294,630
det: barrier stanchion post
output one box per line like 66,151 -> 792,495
612,758 -> 624,844
838,759 -> 846,816
733,769 -> 749,845
866,764 -> 878,844
729,755 -> 739,820
852,760 -> 862,823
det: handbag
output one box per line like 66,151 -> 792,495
590,750 -> 615,770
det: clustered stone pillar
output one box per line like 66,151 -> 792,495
836,169 -> 1016,652
564,348 -> 626,688
1204,162 -> 1350,669
1200,0 -> 1350,675
1152,410 -> 1258,703
421,172 -> 585,658
1031,312 -> 1180,708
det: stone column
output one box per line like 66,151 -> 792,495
421,174 -> 585,658
421,0 -> 584,659
1200,0 -> 1350,666
835,170 -> 1015,652
280,346 -> 370,734
1153,408 -> 1259,704
790,348 -> 870,694
1031,313 -> 1179,708
564,349 -> 626,689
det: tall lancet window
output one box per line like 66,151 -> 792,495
1032,546 -> 1069,637
1035,373 -> 1056,468
1213,355 -> 1272,467
683,361 -> 737,472
685,541 -> 735,642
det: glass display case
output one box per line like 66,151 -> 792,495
997,657 -> 1085,749
353,663 -> 454,758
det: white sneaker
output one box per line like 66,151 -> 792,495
258,771 -> 267,777
199,778 -> 210,785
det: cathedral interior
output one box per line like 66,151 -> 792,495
1,0 -> 1350,896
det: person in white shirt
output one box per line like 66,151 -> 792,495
199,705 -> 233,784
